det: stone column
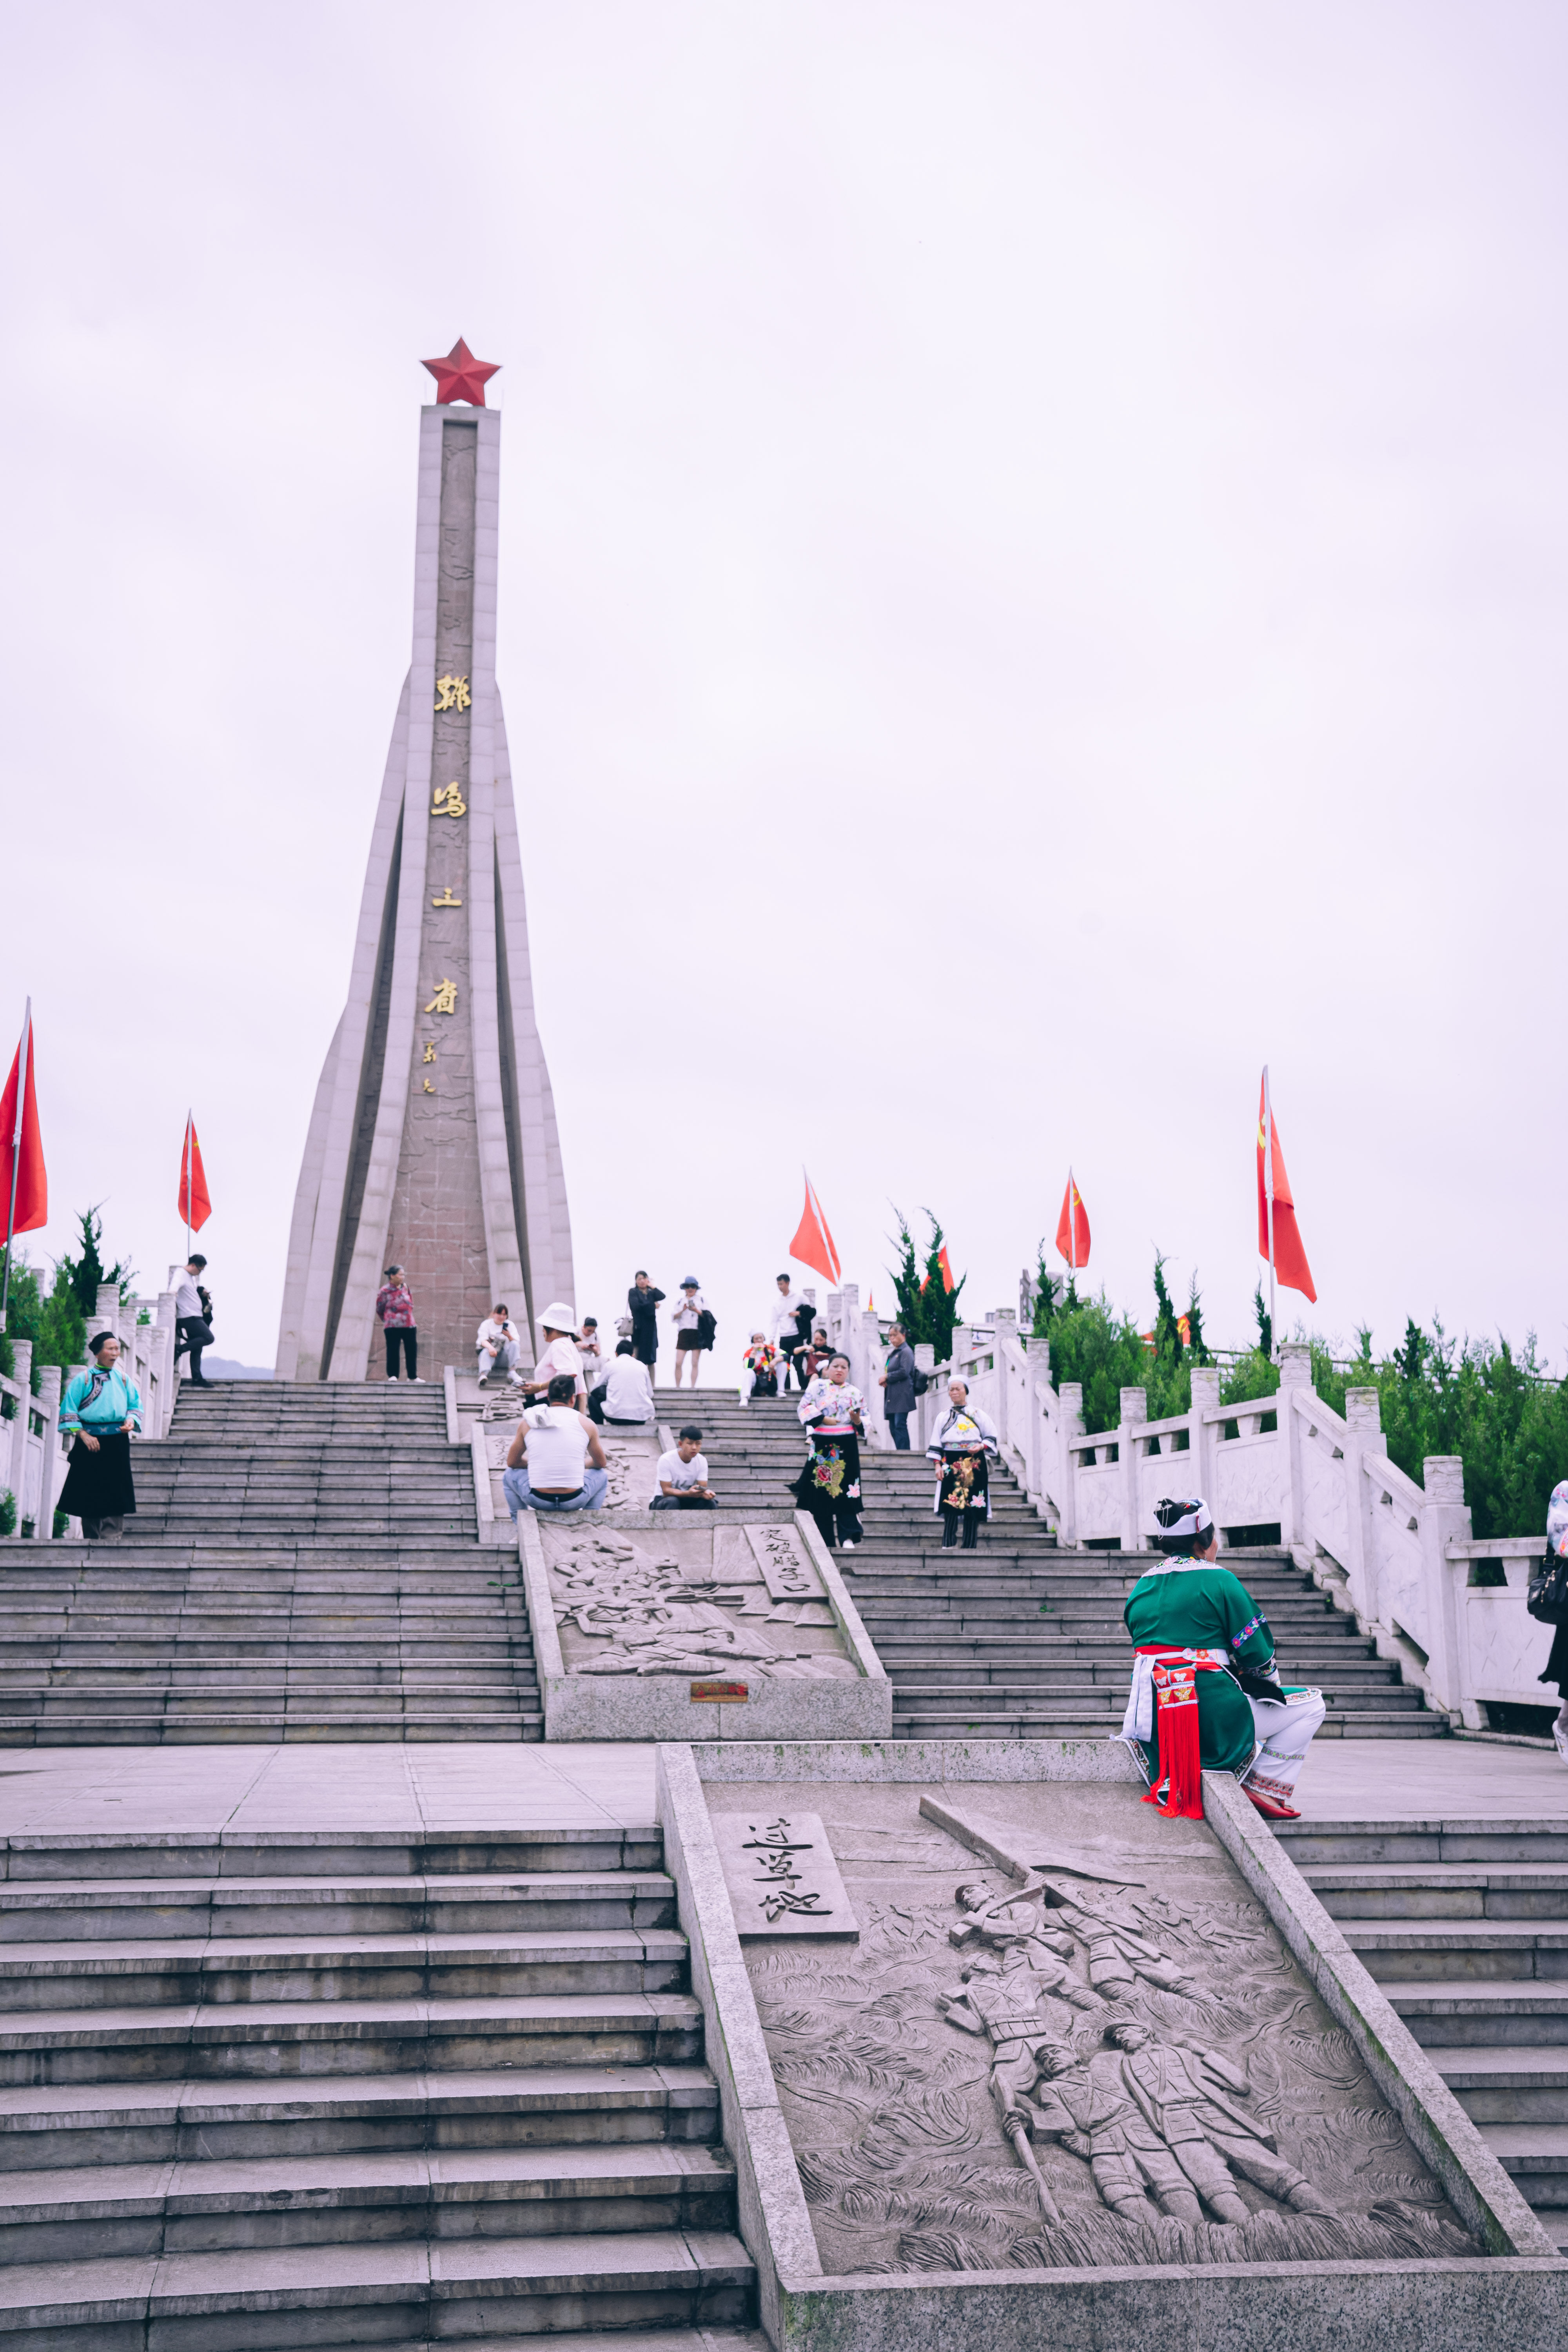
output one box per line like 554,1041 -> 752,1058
1276,1343 -> 1312,1549
991,1308 -> 1016,1455
5,1341 -> 32,1510
1119,1386 -> 1148,1551
1418,1456 -> 1474,1724
1057,1380 -> 1085,1549
1341,1388 -> 1384,1623
34,1366 -> 62,1540
1189,1364 -> 1220,1522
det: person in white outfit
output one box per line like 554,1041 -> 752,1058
770,1275 -> 809,1392
591,1342 -> 656,1427
476,1306 -> 522,1383
521,1304 -> 586,1403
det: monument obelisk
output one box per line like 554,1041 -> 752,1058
276,339 -> 574,1382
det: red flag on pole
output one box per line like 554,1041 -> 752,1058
178,1113 -> 212,1234
936,1244 -> 955,1294
0,1007 -> 47,1243
1054,1172 -> 1090,1271
1256,1073 -> 1315,1303
789,1172 -> 841,1286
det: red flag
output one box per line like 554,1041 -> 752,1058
1256,1073 -> 1315,1303
178,1113 -> 212,1233
789,1172 -> 840,1286
0,1007 -> 47,1241
936,1244 -> 954,1294
1054,1172 -> 1090,1270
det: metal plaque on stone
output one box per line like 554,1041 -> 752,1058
712,1809 -> 858,1941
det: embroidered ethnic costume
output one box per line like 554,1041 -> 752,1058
1118,1495 -> 1325,1823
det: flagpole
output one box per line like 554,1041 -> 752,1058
1262,1065 -> 1277,1358
184,1113 -> 192,1262
0,1001 -> 30,1337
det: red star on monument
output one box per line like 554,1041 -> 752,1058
421,338 -> 501,407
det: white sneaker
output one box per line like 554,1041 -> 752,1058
1554,1714 -> 1568,1766
840,1539 -> 856,1550
409,1376 -> 425,1383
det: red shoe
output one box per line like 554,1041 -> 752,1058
1244,1786 -> 1301,1821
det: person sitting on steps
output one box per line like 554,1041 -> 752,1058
503,1374 -> 608,1516
651,1426 -> 718,1510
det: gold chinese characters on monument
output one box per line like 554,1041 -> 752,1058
431,886 -> 461,907
424,978 -> 458,1016
431,783 -> 466,818
433,675 -> 470,713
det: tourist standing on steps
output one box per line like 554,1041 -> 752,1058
171,1254 -> 214,1387
791,1354 -> 867,1550
376,1267 -> 420,1381
1118,1494 -> 1327,1822
1536,1482 -> 1568,1764
58,1332 -> 142,1541
521,1305 -> 586,1404
879,1323 -> 918,1450
577,1317 -> 607,1401
771,1276 -> 809,1392
627,1272 -> 665,1383
670,1278 -> 710,1388
926,1377 -> 998,1549
503,1374 -> 608,1516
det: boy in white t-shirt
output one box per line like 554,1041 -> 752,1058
650,1425 -> 717,1511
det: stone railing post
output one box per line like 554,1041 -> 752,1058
1276,1343 -> 1312,1548
991,1308 -> 1016,1453
1188,1364 -> 1220,1514
34,1365 -> 63,1539
1057,1380 -> 1085,1548
94,1285 -> 120,1345
1418,1456 -> 1473,1722
1119,1386 -> 1148,1551
1022,1332 -> 1050,1507
913,1343 -> 937,1453
1341,1388 -> 1383,1622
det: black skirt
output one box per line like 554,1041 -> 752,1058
936,1448 -> 991,1518
791,1428 -> 862,1515
58,1432 -> 136,1521
1541,1621 -> 1568,1695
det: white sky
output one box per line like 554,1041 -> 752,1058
2,2 -> 1564,1376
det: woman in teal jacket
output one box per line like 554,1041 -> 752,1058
1120,1495 -> 1325,1822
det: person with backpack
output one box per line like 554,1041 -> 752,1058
878,1322 -> 922,1449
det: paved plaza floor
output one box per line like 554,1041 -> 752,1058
0,1736 -> 1560,1837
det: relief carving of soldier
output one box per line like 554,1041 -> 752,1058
1030,2020 -> 1333,2225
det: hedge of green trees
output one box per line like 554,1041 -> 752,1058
1029,1250 -> 1567,1541
0,1210 -> 134,1392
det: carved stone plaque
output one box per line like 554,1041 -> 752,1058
713,1809 -> 858,1941
748,1524 -> 826,1602
720,1780 -> 1477,2274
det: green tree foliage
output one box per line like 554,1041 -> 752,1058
0,1208 -> 133,1391
887,1210 -> 966,1365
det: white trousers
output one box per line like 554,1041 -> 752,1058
1241,1687 -> 1327,1799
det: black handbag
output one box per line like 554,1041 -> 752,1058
1528,1548 -> 1568,1626
912,1366 -> 930,1397
695,1308 -> 717,1349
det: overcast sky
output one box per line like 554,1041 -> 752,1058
2,2 -> 1564,1379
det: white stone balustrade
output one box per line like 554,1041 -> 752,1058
872,1310 -> 1558,1735
0,1279 -> 178,1542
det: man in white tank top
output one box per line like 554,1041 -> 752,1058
503,1374 -> 608,1516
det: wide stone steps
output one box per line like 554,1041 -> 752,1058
1277,1817 -> 1568,2241
0,2140 -> 738,2263
0,1820 -> 756,2343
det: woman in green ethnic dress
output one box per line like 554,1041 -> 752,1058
1118,1495 -> 1325,1821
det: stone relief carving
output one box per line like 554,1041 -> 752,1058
541,1524 -> 859,1681
735,1785 -> 1476,2276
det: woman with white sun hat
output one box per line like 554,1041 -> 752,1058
519,1303 -> 586,1405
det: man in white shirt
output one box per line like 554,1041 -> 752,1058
650,1425 -> 718,1510
476,1306 -> 522,1383
171,1254 -> 212,1387
503,1374 -> 608,1515
590,1342 -> 655,1427
521,1303 -> 586,1403
771,1274 -> 808,1392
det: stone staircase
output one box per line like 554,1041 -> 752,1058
1276,1815 -> 1568,2250
0,1384 -> 543,1744
678,1393 -> 1443,1741
0,1818 -> 757,2345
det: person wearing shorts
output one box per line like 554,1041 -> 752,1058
671,1278 -> 708,1389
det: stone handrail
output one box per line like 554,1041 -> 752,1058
885,1309 -> 1556,1735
